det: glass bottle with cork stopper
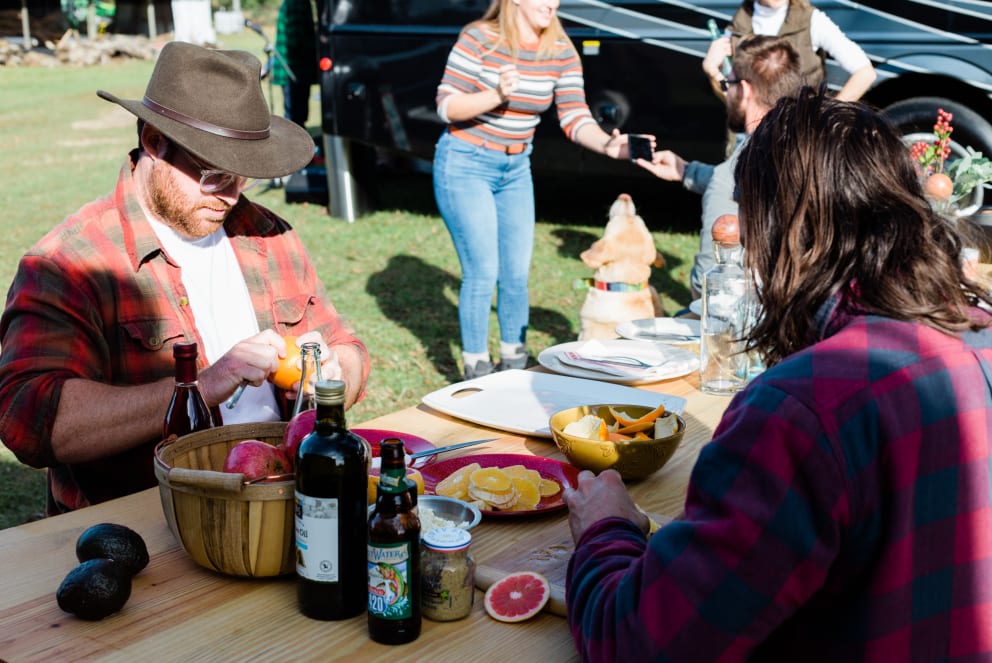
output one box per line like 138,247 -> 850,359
699,214 -> 749,395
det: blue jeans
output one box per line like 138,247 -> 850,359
433,131 -> 535,354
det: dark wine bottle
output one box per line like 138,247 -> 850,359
163,341 -> 214,439
368,438 -> 421,644
295,379 -> 371,620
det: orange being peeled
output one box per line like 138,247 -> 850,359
924,173 -> 953,201
271,335 -> 301,390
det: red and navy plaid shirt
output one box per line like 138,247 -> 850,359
0,152 -> 369,514
568,295 -> 992,661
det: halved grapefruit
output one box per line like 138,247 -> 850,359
483,571 -> 550,622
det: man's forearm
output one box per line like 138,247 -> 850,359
51,377 -> 175,463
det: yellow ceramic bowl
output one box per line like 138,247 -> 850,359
549,404 -> 686,480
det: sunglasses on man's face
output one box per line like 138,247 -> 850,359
719,77 -> 747,92
171,145 -> 257,194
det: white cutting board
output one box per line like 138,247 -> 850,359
421,369 -> 686,437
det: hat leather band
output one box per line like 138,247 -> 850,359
142,97 -> 270,140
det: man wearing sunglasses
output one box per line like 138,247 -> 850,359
637,36 -> 803,300
0,42 -> 370,515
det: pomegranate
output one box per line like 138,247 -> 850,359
281,408 -> 317,468
223,439 -> 291,481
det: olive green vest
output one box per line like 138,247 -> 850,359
729,3 -> 825,87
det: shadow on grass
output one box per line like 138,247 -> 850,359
653,249 -> 693,313
367,254 -> 463,381
367,255 -> 575,378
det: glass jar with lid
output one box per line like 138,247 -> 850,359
421,527 -> 475,621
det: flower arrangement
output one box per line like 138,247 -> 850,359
910,108 -> 992,212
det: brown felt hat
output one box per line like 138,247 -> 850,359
98,41 -> 314,179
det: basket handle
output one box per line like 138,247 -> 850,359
168,467 -> 247,493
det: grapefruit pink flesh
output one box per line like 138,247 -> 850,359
483,571 -> 550,622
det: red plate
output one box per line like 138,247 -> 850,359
352,428 -> 437,469
419,453 -> 579,517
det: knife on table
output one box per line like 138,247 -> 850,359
408,438 -> 498,460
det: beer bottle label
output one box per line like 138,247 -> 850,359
367,541 -> 413,619
295,493 -> 339,582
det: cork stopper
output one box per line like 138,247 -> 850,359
711,214 -> 740,244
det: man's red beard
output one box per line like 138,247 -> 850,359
148,160 -> 231,238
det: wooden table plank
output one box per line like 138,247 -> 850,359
0,371 -> 730,661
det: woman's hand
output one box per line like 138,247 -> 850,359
604,130 -> 656,161
496,64 -> 519,103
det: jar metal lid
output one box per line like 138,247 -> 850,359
423,526 -> 471,551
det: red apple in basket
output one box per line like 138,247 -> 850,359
223,440 -> 291,481
281,409 -> 317,468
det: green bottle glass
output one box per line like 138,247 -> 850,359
294,379 -> 370,620
367,438 -> 421,644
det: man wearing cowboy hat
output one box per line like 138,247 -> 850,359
0,42 -> 370,515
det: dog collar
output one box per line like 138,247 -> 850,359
573,278 -> 648,292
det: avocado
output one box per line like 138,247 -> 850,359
56,558 -> 132,620
76,523 -> 149,576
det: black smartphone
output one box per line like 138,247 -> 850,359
628,134 -> 653,162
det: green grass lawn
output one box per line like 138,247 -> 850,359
0,27 -> 701,527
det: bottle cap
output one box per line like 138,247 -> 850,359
315,379 -> 346,404
423,527 -> 471,552
173,341 -> 198,360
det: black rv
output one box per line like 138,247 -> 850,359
315,0 -> 992,220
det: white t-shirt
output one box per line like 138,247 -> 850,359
733,2 -> 872,74
149,219 -> 281,424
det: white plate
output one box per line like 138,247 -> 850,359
537,339 -> 699,385
616,317 -> 701,343
420,369 -> 685,438
689,299 -> 702,316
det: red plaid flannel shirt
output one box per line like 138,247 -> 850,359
0,153 -> 369,513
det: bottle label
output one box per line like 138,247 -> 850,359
367,541 -> 413,619
295,492 -> 339,582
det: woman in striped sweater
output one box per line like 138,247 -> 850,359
433,0 -> 643,381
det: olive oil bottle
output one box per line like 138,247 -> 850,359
368,438 -> 421,643
294,380 -> 370,620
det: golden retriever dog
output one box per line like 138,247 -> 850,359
577,193 -> 665,340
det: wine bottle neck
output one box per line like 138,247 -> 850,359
314,402 -> 347,429
174,356 -> 198,385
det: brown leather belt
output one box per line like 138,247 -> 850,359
452,131 -> 527,155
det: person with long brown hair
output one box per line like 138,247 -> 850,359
433,0 -> 645,380
564,88 -> 992,660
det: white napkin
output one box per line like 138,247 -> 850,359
557,340 -> 696,379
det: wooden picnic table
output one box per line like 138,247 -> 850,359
0,367 -> 733,661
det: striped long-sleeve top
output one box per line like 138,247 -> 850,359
567,292 -> 992,661
436,24 -> 596,148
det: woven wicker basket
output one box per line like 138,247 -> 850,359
153,422 -> 295,577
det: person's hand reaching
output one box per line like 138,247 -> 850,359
563,469 -> 650,543
636,149 -> 687,182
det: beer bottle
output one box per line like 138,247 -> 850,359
368,438 -> 421,643
291,342 -> 322,417
163,341 -> 214,439
294,380 -> 370,620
